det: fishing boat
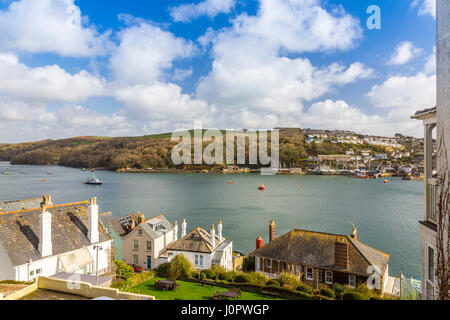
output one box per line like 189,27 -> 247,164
83,173 -> 103,185
258,184 -> 266,191
355,170 -> 369,179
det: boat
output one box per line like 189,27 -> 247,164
227,181 -> 235,184
20,171 -> 31,174
46,171 -> 54,175
258,184 -> 266,191
2,172 -> 12,175
355,170 -> 369,179
83,174 -> 103,185
82,168 -> 87,171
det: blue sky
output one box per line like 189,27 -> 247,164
0,0 -> 437,142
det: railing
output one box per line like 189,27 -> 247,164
426,178 -> 437,224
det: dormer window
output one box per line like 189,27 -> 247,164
138,229 -> 143,236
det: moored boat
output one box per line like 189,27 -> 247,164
258,184 -> 266,191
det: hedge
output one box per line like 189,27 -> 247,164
296,283 -> 313,294
342,292 -> 368,300
320,287 -> 335,299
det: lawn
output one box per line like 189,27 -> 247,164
130,277 -> 283,301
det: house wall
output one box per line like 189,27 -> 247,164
0,241 -> 15,281
13,240 -> 112,282
420,223 -> 437,300
123,227 -> 175,270
167,250 -> 213,270
219,243 -> 233,271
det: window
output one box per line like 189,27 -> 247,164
133,240 -> 139,250
200,255 -> 204,266
293,265 -> 300,275
349,274 -> 356,287
146,241 -> 152,251
36,268 -> 42,275
266,259 -> 272,268
138,229 -> 143,236
428,246 -> 435,283
30,270 -> 35,277
133,254 -> 138,265
195,255 -> 199,266
325,271 -> 333,284
306,267 -> 313,281
318,269 -> 323,283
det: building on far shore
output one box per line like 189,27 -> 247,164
0,195 -> 113,282
250,220 -> 394,294
165,220 -> 233,271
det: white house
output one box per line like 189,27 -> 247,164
165,220 -> 233,271
0,195 -> 113,282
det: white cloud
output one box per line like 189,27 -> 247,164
0,0 -> 111,57
388,41 -> 422,65
115,82 -> 212,123
0,53 -> 107,103
170,0 -> 236,22
411,0 -> 436,19
424,46 -> 436,75
367,72 -> 436,111
110,23 -> 197,85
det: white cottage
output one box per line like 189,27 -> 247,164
165,220 -> 233,271
0,195 -> 113,282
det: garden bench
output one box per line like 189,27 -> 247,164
262,291 -> 280,299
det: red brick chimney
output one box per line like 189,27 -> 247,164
256,236 -> 263,249
269,220 -> 275,242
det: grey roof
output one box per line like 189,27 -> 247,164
166,227 -> 225,254
0,198 -> 42,213
250,229 -> 390,276
123,214 -> 174,240
212,241 -> 231,264
411,106 -> 437,119
0,201 -> 112,267
99,212 -> 116,228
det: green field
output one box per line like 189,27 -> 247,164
131,278 -> 282,301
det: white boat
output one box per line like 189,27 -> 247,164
83,173 -> 103,185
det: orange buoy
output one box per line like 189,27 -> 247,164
227,181 -> 235,184
258,184 -> 266,191
384,180 -> 389,184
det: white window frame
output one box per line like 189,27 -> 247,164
349,274 -> 356,288
146,241 -> 152,252
325,271 -> 333,284
138,229 -> 143,236
133,240 -> 139,250
200,255 -> 204,267
195,255 -> 199,266
426,243 -> 436,285
133,254 -> 138,265
293,265 -> 300,275
306,267 -> 313,281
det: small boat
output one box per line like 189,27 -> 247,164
384,180 -> 389,184
20,171 -> 31,174
258,184 -> 266,191
227,181 -> 235,184
84,174 -> 103,185
82,168 -> 87,171
2,172 -> 12,175
46,171 -> 54,175
91,168 -> 96,172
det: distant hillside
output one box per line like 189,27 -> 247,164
0,129 -> 419,170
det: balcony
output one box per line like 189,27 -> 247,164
426,178 -> 437,224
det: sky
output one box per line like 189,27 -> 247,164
0,0 -> 437,143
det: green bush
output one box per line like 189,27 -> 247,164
155,263 -> 170,278
200,272 -> 207,280
296,283 -> 313,294
114,260 -> 134,280
355,284 -> 371,297
266,279 -> 280,287
242,256 -> 255,272
320,287 -> 335,298
200,269 -> 216,280
219,272 -> 234,282
342,292 -> 368,300
234,274 -> 252,283
248,272 -> 269,286
167,255 -> 194,280
278,272 -> 302,288
332,283 -> 345,296
211,265 -> 226,276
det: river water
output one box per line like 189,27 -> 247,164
0,162 -> 423,279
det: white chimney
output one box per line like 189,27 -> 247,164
88,197 -> 99,244
211,224 -> 216,249
218,220 -> 223,242
174,221 -> 178,242
39,205 -> 52,257
181,219 -> 187,237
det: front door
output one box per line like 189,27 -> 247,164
147,257 -> 152,270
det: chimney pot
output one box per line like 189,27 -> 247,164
211,224 -> 216,249
88,197 -> 99,244
256,236 -> 263,249
218,220 -> 223,242
174,221 -> 178,242
351,226 -> 358,241
269,220 -> 276,242
39,206 -> 52,257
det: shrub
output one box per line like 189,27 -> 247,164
355,284 -> 371,297
296,283 -> 313,294
114,260 -> 134,280
200,269 -> 216,280
167,255 -> 194,280
342,292 -> 368,300
320,287 -> 335,298
266,279 -> 280,287
242,256 -> 255,272
234,274 -> 252,283
155,263 -> 170,278
219,272 -> 234,282
200,272 -> 207,280
332,283 -> 345,297
211,265 -> 226,276
278,272 -> 302,288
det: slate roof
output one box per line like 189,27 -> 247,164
0,198 -> 42,213
411,106 -> 437,119
0,201 -> 112,267
249,229 -> 390,276
166,227 -> 225,254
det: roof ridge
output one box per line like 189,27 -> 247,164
0,200 -> 89,216
347,236 -> 390,259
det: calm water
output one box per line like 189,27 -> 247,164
0,162 -> 423,279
